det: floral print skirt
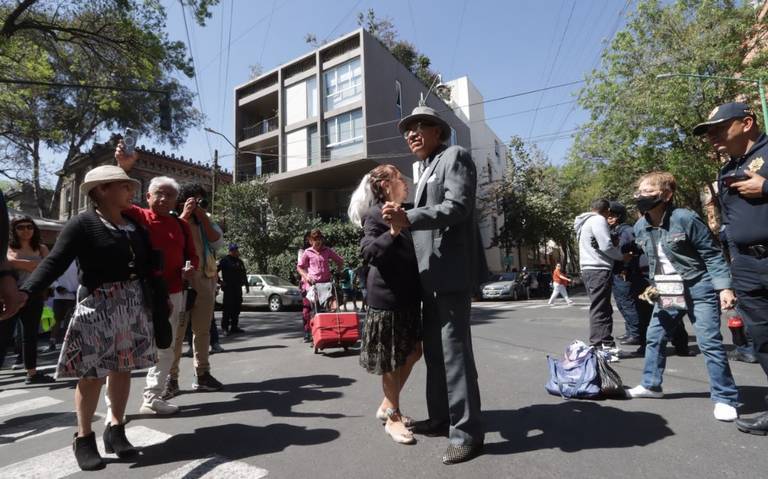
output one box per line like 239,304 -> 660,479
359,307 -> 422,375
56,280 -> 157,379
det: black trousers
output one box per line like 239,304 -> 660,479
221,288 -> 243,332
730,255 -> 768,380
582,269 -> 614,346
0,296 -> 44,369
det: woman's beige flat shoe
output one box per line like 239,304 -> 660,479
384,421 -> 416,444
376,408 -> 415,427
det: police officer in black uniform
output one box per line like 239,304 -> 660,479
694,101 -> 768,435
218,243 -> 249,335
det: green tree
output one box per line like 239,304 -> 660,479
571,0 -> 767,214
0,0 -> 218,216
493,136 -> 574,267
216,180 -> 314,275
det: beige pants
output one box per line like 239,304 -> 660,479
170,273 -> 216,379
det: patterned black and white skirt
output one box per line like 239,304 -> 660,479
359,307 -> 422,375
56,280 -> 157,379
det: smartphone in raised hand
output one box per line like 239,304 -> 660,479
123,128 -> 138,156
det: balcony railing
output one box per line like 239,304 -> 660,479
242,116 -> 278,141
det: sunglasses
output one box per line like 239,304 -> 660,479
403,122 -> 437,140
14,224 -> 34,231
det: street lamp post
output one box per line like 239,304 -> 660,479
204,126 -> 239,183
656,73 -> 768,129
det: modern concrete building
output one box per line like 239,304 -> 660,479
442,76 -> 510,272
233,28 -> 471,219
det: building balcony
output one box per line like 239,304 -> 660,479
242,116 -> 278,141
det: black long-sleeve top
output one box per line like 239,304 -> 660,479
20,209 -> 157,295
218,254 -> 248,290
360,204 -> 421,310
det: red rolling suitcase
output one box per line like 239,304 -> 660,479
311,311 -> 360,354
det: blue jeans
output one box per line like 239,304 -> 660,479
641,274 -> 740,407
612,273 -> 641,338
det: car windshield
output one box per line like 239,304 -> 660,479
261,275 -> 294,287
490,273 -> 517,282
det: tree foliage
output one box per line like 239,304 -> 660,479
571,0 -> 768,214
0,0 -> 218,216
493,136 -> 575,265
356,8 -> 439,87
216,181 -> 363,283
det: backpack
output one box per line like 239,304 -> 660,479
545,341 -> 601,399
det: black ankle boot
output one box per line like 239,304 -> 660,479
73,432 -> 105,471
103,423 -> 137,458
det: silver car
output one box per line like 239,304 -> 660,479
216,274 -> 303,312
480,272 -> 520,300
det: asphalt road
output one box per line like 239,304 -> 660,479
1,295 -> 767,478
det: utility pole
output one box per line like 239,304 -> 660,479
212,149 -> 218,215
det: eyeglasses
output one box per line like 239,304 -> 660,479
14,224 -> 34,231
403,122 -> 437,140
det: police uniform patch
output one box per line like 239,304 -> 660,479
708,106 -> 720,120
749,157 -> 765,173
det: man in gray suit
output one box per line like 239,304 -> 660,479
383,105 -> 484,465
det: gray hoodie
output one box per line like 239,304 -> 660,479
574,212 -> 623,270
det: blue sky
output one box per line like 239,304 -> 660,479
152,0 -> 635,173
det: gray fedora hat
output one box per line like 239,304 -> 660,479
398,105 -> 451,142
80,165 -> 141,196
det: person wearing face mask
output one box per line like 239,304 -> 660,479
626,171 -> 740,423
694,102 -> 768,434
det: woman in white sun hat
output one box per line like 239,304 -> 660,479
18,165 -> 170,471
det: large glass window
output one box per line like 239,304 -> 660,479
325,109 -> 363,160
307,77 -> 318,118
324,57 -> 362,111
395,80 -> 403,118
308,125 -> 320,166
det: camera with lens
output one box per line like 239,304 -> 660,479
197,198 -> 209,209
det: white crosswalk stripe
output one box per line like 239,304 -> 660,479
0,389 -> 29,400
523,304 -> 550,309
0,396 -> 61,419
156,455 -> 269,479
0,411 -> 86,449
0,425 -> 170,479
580,306 -> 590,310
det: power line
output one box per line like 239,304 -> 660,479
259,0 -> 278,66
448,0 -> 468,78
324,0 -> 363,44
218,0 -> 235,140
526,0 -> 577,140
179,0 -> 213,161
197,0 -> 294,74
543,0 -> 634,156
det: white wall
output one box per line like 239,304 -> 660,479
285,81 -> 307,125
286,128 -> 308,172
445,76 -> 509,272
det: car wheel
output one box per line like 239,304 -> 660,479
269,295 -> 283,312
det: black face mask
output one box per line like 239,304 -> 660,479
635,194 -> 665,214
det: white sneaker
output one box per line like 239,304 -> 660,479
627,385 -> 664,398
713,402 -> 738,422
139,398 -> 180,415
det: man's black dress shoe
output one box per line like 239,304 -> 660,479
620,336 -> 642,346
442,441 -> 483,465
409,419 -> 449,437
736,412 -> 768,436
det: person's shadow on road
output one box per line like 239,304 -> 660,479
131,423 -> 339,469
483,402 -> 674,454
175,374 -> 356,420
